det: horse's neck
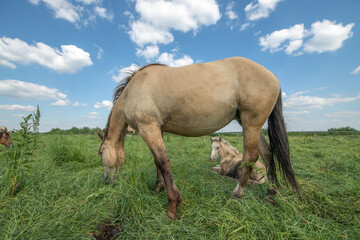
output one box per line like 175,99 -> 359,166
106,104 -> 127,143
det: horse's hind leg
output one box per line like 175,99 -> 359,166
138,123 -> 182,219
154,134 -> 165,193
258,132 -> 278,197
232,121 -> 262,198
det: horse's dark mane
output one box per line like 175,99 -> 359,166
104,63 -> 166,138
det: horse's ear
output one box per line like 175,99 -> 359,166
219,137 -> 222,142
97,130 -> 104,141
210,137 -> 214,142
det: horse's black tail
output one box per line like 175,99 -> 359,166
268,90 -> 300,193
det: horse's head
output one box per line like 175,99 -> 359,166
210,137 -> 222,162
97,129 -> 125,183
0,127 -> 12,148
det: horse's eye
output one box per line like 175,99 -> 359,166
216,147 -> 219,149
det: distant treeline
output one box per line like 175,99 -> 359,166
45,127 -> 101,135
213,126 -> 359,137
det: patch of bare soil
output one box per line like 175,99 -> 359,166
92,218 -> 123,240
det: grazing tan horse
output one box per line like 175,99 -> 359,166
97,57 -> 299,219
210,137 -> 266,184
0,127 -> 12,148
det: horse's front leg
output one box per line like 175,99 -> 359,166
211,164 -> 222,174
139,123 -> 182,219
232,125 -> 261,198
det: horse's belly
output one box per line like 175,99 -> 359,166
162,108 -> 236,137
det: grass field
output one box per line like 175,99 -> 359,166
0,132 -> 359,239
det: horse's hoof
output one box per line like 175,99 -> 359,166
231,192 -> 245,199
166,210 -> 180,220
104,178 -> 117,185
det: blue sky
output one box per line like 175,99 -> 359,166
0,0 -> 359,132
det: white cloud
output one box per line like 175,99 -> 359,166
51,99 -> 71,106
94,6 -> 113,21
128,0 -> 220,47
95,44 -> 103,59
94,100 -> 112,110
351,66 -> 360,74
32,0 -> 81,23
259,20 -> 355,55
157,52 -> 194,67
0,79 -> 70,106
284,110 -> 310,120
0,37 -> 93,73
245,0 -> 283,21
283,91 -> 360,110
304,20 -> 355,53
285,39 -> 303,55
240,23 -> 251,31
29,0 -> 113,26
326,111 -> 360,118
76,0 -> 100,5
225,1 -> 239,30
111,64 -> 140,83
226,1 -> 238,20
73,102 -> 88,107
136,0 -> 220,32
259,24 -> 309,54
129,21 -> 174,47
0,105 -> 37,112
85,112 -> 102,119
136,45 -> 160,60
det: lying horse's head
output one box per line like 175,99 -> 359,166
0,127 -> 13,148
97,129 -> 125,183
210,137 -> 222,162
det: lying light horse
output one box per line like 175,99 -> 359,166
126,126 -> 136,134
0,127 -> 12,148
97,57 -> 299,219
210,137 -> 266,184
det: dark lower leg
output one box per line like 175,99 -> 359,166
258,132 -> 278,197
158,161 -> 182,219
232,148 -> 258,198
155,166 -> 164,193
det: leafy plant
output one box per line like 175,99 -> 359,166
6,107 -> 41,196
32,105 -> 41,147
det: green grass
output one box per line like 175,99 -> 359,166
0,133 -> 359,239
